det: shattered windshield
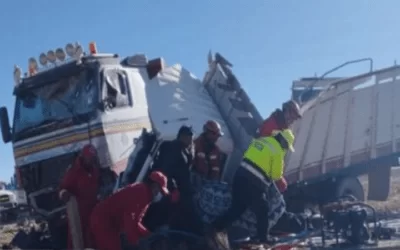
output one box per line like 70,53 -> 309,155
13,70 -> 98,135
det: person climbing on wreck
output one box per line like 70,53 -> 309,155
212,129 -> 296,243
90,171 -> 170,250
192,120 -> 225,182
59,144 -> 100,249
258,100 -> 302,193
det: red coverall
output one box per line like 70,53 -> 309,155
193,135 -> 223,180
258,109 -> 289,193
59,158 -> 100,248
90,182 -> 153,250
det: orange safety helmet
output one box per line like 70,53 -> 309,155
282,100 -> 302,118
203,120 -> 224,136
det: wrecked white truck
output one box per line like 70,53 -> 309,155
1,42 -> 399,248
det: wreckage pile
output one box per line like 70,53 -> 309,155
2,170 -> 400,250
0,218 -> 51,249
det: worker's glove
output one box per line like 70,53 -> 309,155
59,189 -> 71,203
275,178 -> 288,193
170,189 -> 180,203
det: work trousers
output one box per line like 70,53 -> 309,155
90,214 -> 122,250
213,166 -> 270,241
143,197 -> 172,231
170,193 -> 204,236
144,192 -> 204,236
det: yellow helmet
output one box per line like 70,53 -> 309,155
279,129 -> 295,152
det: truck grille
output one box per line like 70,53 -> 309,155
19,152 -> 78,194
18,152 -> 78,216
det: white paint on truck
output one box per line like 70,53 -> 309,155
285,66 -> 400,184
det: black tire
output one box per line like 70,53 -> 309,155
335,177 -> 365,201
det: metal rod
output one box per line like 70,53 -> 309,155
298,58 -> 374,104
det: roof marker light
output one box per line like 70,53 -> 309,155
28,57 -> 38,76
47,50 -> 57,64
73,42 -> 83,59
13,65 -> 21,86
39,53 -> 47,66
55,48 -> 66,61
65,43 -> 75,57
89,42 -> 97,55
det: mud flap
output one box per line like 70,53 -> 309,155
368,165 -> 391,201
67,196 -> 84,249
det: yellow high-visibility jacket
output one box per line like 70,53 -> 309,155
243,136 -> 285,181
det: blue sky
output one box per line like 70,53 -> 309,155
0,0 -> 398,180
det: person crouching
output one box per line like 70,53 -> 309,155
90,171 -> 170,250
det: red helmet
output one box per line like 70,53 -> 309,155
81,144 -> 97,159
149,171 -> 169,195
282,100 -> 302,118
203,120 -> 224,136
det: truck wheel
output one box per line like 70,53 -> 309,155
335,177 -> 365,201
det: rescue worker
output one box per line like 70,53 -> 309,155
212,129 -> 295,243
193,120 -> 224,181
143,126 -> 194,233
147,125 -> 204,235
59,144 -> 100,249
258,100 -> 302,193
90,171 -> 170,250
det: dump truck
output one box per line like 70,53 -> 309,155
284,62 -> 400,211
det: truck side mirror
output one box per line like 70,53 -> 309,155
0,107 -> 11,143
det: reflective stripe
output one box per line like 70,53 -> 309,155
258,138 -> 277,153
244,137 -> 284,181
210,155 -> 217,160
211,167 -> 219,171
197,152 -> 206,158
240,161 -> 271,187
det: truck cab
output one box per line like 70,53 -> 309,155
0,42 -> 166,220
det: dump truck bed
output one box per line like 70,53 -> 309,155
285,66 -> 400,184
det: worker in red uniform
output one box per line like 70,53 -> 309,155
193,120 -> 225,181
90,171 -> 170,250
59,144 -> 100,249
258,100 -> 302,193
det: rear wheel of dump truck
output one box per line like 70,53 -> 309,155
334,177 -> 365,201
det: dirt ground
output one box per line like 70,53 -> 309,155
0,224 -> 19,247
0,219 -> 42,247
